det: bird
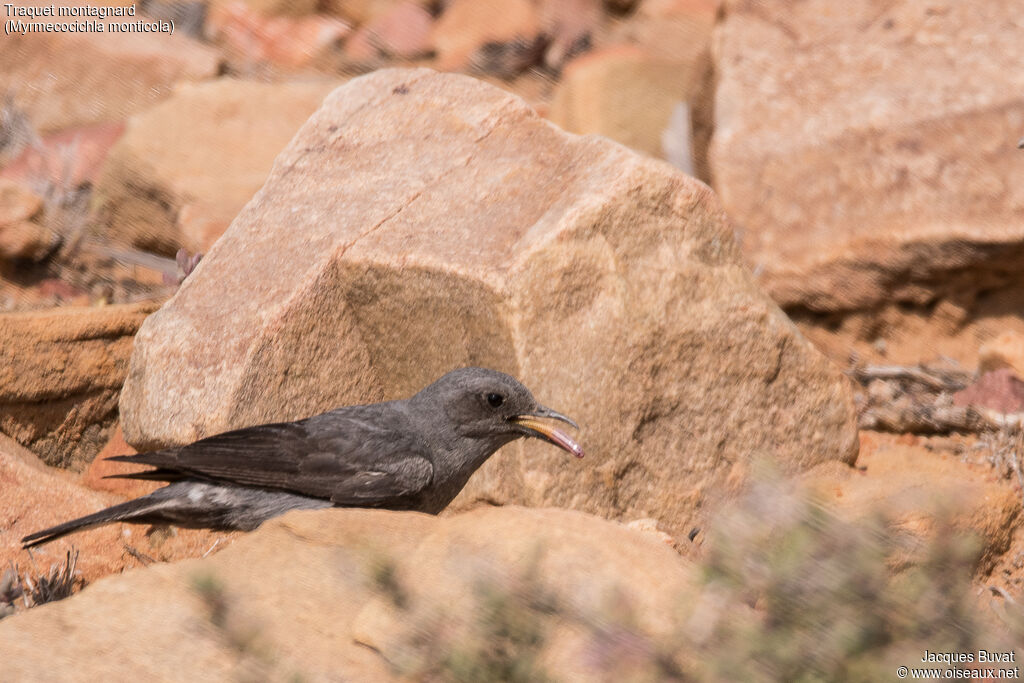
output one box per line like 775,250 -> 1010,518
22,367 -> 584,548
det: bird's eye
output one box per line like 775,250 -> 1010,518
486,393 -> 505,408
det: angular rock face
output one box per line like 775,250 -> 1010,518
121,68 -> 857,538
710,0 -> 1024,312
0,302 -> 158,469
94,78 -> 343,255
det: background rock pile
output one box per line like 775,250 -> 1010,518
1,0 -> 1022,679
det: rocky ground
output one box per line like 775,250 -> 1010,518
1,0 -> 1023,679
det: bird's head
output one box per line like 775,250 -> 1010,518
412,367 -> 584,458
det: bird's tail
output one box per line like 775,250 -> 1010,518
21,493 -> 175,549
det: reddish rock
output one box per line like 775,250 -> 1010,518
710,0 -> 1024,312
80,424 -> 157,499
206,1 -> 351,69
537,0 -> 602,71
119,69 -> 858,541
0,432 -> 237,594
35,279 -> 89,303
954,369 -> 1024,416
0,179 -> 42,225
0,123 -> 124,189
344,0 -> 433,61
0,302 -> 158,469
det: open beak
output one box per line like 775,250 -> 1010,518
510,407 -> 585,458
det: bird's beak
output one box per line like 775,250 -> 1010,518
510,407 -> 585,458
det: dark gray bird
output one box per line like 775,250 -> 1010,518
22,367 -> 584,548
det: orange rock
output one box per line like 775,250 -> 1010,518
711,0 -> 1024,312
0,179 -> 52,262
800,442 -> 1021,573
0,433 -> 236,588
80,424 -> 157,499
0,302 -> 158,469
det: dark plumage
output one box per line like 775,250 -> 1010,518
22,367 -> 584,548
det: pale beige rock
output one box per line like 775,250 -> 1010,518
0,179 -> 52,261
94,78 -> 342,255
548,45 -> 700,159
0,220 -> 57,262
607,0 -> 718,63
0,509 -> 399,680
0,179 -> 42,225
0,506 -> 697,681
0,302 -> 158,469
800,442 -> 1021,572
352,506 -> 698,679
0,11 -> 219,134
0,123 -> 125,189
710,0 -> 1024,312
120,68 -> 858,540
979,331 -> 1024,378
431,0 -> 540,71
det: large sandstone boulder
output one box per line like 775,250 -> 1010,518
0,507 -> 696,681
710,0 -> 1024,312
0,302 -> 158,469
94,78 -> 343,255
0,10 -> 219,134
120,68 -> 858,539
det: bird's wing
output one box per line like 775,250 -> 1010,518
107,407 -> 434,508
